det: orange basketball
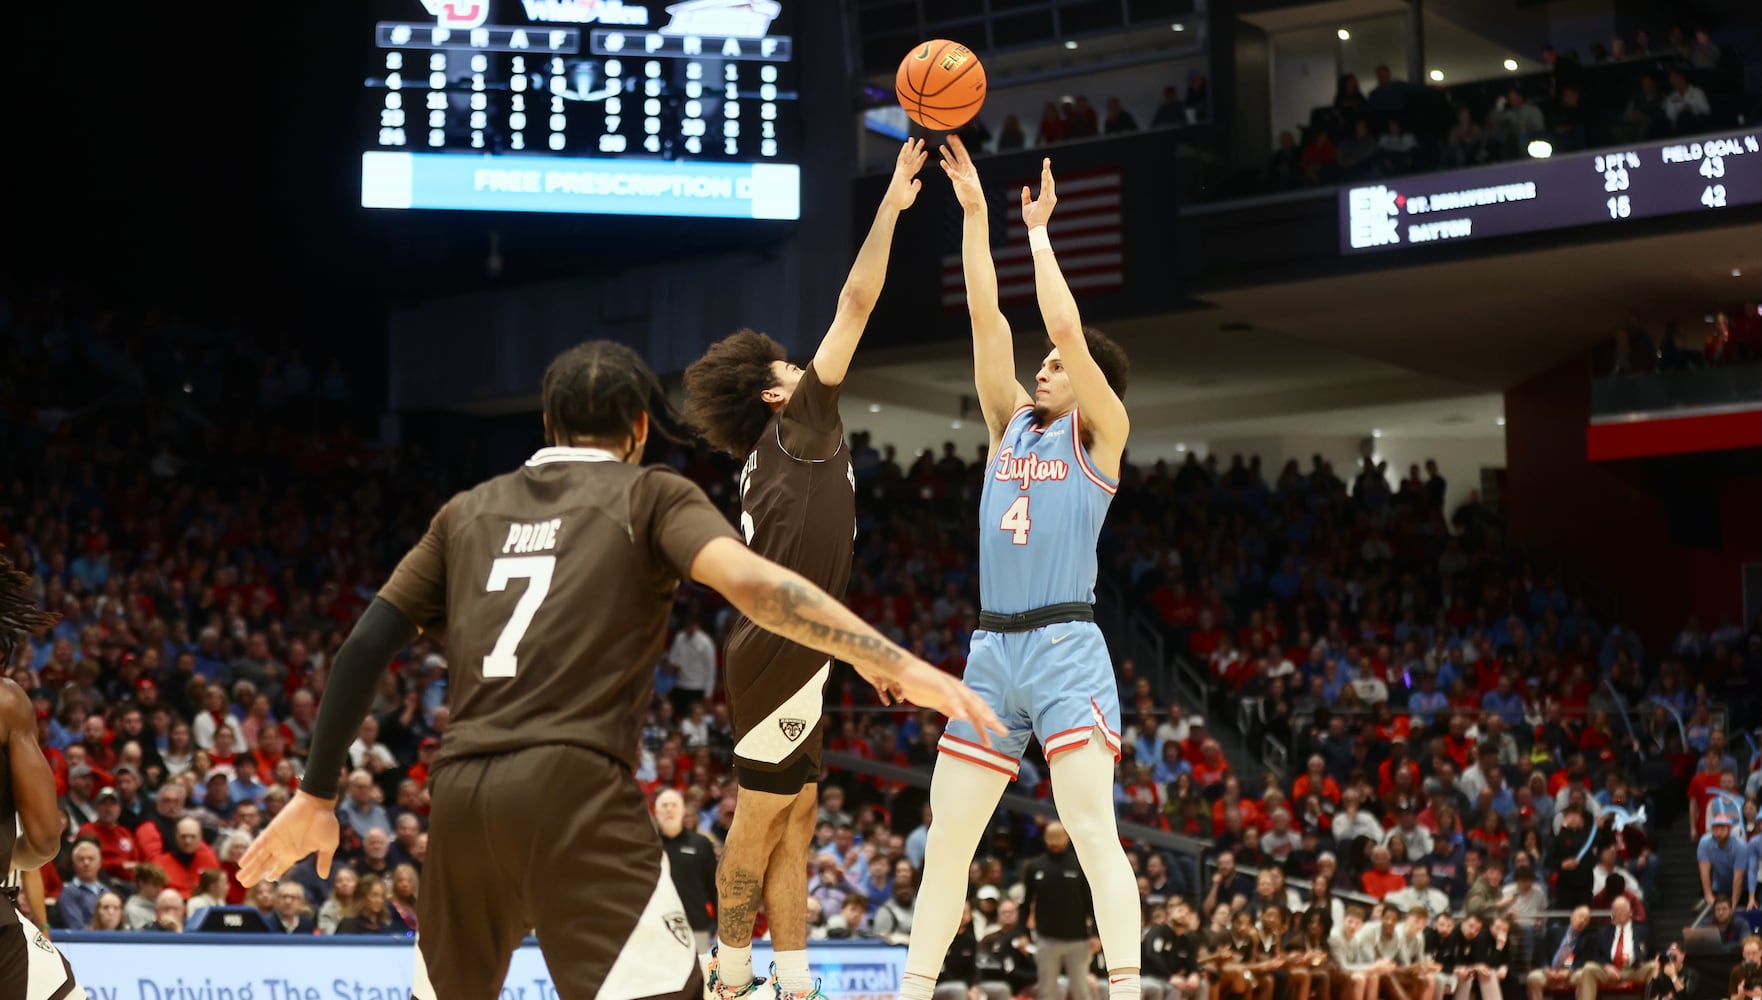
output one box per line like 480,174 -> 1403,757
895,39 -> 987,131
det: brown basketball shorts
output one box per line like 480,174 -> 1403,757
0,909 -> 85,1000
724,621 -> 831,796
412,744 -> 705,1000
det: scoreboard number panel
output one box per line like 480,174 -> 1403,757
362,0 -> 801,220
1341,126 -> 1762,254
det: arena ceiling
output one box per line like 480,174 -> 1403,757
843,221 -> 1762,456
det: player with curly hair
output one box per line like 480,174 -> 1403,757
682,139 -> 928,1000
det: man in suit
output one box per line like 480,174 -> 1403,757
267,881 -> 318,934
1573,896 -> 1653,1000
1526,905 -> 1591,1000
57,838 -> 124,930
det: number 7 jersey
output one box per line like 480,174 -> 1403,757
375,446 -> 739,776
978,405 -> 1117,615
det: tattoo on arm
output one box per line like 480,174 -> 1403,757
748,581 -> 906,678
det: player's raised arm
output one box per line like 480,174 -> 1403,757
811,139 -> 929,386
941,135 -> 1031,448
1022,158 -> 1130,471
688,536 -> 1005,744
3,679 -> 63,872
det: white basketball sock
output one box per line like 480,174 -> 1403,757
1109,973 -> 1144,1000
899,972 -> 938,1000
1050,734 -> 1142,981
903,754 -> 1013,987
774,950 -> 812,995
716,940 -> 753,990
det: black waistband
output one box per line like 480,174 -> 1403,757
977,602 -> 1095,634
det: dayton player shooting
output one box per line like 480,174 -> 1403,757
681,137 -> 928,1000
0,553 -> 85,1000
899,137 -> 1142,1000
237,340 -> 1002,1000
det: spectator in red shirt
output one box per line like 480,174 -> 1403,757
1441,715 -> 1476,770
1036,102 -> 1067,145
1472,650 -> 1504,693
1466,810 -> 1510,865
247,726 -> 288,787
1124,764 -> 1164,813
1300,129 -> 1338,184
135,780 -> 190,859
405,736 -> 440,790
1551,753 -> 1592,799
1189,609 -> 1226,660
1151,580 -> 1200,630
1293,754 -> 1342,805
80,714 -> 117,772
1379,738 -> 1422,798
1369,704 -> 1411,744
1361,845 -> 1407,899
1208,634 -> 1242,684
1193,740 -> 1231,789
1226,653 -> 1264,693
1212,775 -> 1266,836
1238,609 -> 1281,653
150,817 -> 222,899
1181,718 -> 1210,767
78,787 -> 144,881
828,718 -> 874,758
641,755 -> 688,799
1688,759 -> 1732,836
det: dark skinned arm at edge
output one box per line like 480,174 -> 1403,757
4,678 -> 66,871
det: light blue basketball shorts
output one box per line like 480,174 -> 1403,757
940,620 -> 1122,777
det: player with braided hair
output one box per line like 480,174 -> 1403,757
238,340 -> 1000,1000
1,551 -> 85,1000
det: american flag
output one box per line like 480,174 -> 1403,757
940,166 -> 1123,310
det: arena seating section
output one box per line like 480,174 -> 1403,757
9,30 -> 1762,969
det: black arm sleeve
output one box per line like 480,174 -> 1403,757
299,598 -> 420,800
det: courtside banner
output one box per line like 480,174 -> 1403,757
56,935 -> 905,1000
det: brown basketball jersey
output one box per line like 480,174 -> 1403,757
377,448 -> 738,774
733,363 -> 855,607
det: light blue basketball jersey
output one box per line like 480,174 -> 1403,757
977,405 -> 1118,614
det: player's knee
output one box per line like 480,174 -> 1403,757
1057,789 -> 1119,849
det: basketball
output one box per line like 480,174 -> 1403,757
895,39 -> 987,131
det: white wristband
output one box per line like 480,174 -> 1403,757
1028,226 -> 1052,253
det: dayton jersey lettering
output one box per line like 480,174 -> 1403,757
977,406 -> 1117,614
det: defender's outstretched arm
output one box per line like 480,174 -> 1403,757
1022,158 -> 1130,476
941,136 -> 1031,450
812,139 -> 929,385
690,537 -> 1005,741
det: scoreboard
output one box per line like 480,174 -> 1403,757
361,0 -> 801,220
1341,126 -> 1762,254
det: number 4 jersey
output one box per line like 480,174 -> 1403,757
978,405 -> 1117,615
377,447 -> 738,774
